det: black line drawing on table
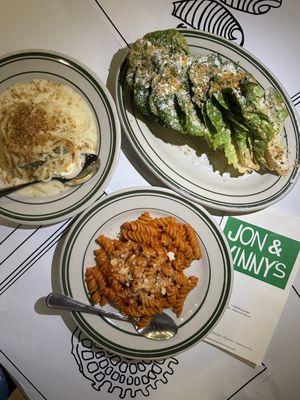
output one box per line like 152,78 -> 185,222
93,0 -> 130,47
0,224 -> 21,245
0,192 -> 107,295
0,226 -> 41,267
218,0 -> 282,14
0,349 -> 48,400
226,362 -> 267,400
292,285 -> 300,299
291,91 -> 300,107
71,327 -> 179,399
0,219 -> 71,295
173,0 -> 245,45
172,0 -> 283,46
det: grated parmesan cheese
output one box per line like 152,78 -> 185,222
167,251 -> 175,261
119,267 -> 129,275
110,258 -> 118,267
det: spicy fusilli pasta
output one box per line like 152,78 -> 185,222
85,212 -> 202,328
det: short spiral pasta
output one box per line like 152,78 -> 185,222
85,211 -> 202,328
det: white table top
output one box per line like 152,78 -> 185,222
0,1 -> 299,399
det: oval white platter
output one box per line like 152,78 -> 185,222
114,29 -> 300,212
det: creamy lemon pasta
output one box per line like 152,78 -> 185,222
0,79 -> 97,189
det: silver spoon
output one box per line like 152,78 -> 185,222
45,292 -> 178,341
0,154 -> 100,197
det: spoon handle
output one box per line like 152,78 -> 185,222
0,155 -> 100,196
46,292 -> 131,322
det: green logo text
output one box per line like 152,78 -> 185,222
224,217 -> 299,289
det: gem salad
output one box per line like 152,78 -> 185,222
126,29 -> 289,175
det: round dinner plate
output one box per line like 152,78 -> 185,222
0,50 -> 120,225
114,29 -> 300,212
59,187 -> 233,359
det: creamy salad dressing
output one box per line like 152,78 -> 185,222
0,79 -> 98,197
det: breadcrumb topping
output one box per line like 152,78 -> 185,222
0,79 -> 97,186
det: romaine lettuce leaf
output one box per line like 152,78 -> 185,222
205,98 -> 242,170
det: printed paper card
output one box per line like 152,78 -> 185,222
205,208 -> 300,365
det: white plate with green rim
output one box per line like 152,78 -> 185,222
0,50 -> 121,225
59,186 -> 233,359
114,29 -> 300,212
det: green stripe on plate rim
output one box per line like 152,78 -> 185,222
117,30 -> 299,209
80,207 -> 212,336
0,52 -> 118,221
61,188 -> 232,358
